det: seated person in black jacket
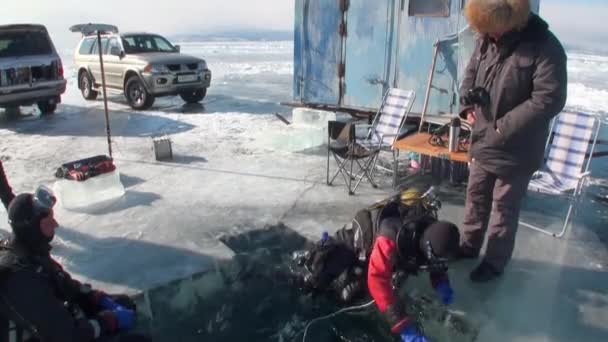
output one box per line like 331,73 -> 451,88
0,161 -> 15,211
0,187 -> 151,342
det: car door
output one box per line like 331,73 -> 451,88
104,37 -> 123,89
88,37 -> 108,86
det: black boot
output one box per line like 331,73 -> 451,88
470,261 -> 502,283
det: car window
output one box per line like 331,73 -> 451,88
153,36 -> 174,52
90,37 -> 108,55
121,35 -> 177,54
0,30 -> 52,58
78,38 -> 95,55
105,38 -> 121,55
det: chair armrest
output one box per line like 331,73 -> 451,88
577,171 -> 591,179
381,133 -> 399,139
369,132 -> 399,143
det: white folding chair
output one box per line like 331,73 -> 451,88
360,88 -> 416,186
520,111 -> 602,238
326,88 -> 415,194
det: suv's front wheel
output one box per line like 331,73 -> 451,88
125,76 -> 154,110
79,71 -> 98,100
179,88 -> 207,104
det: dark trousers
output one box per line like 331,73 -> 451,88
461,161 -> 533,271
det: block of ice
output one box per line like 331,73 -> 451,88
53,170 -> 125,212
259,108 -> 337,152
291,108 -> 336,128
265,126 -> 326,152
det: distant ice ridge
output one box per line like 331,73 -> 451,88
566,83 -> 608,116
214,61 -> 293,77
179,41 -> 293,56
568,52 -> 608,66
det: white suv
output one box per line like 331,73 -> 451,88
74,31 -> 211,110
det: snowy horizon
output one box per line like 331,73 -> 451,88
2,0 -> 608,55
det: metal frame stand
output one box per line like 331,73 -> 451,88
70,23 -> 117,159
95,31 -> 113,158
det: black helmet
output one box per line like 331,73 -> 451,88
8,187 -> 57,249
419,221 -> 460,259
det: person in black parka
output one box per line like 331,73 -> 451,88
0,189 -> 151,342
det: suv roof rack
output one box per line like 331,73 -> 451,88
69,23 -> 119,36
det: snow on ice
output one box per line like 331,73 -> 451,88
1,41 -> 608,341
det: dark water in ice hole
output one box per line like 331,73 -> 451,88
132,224 -> 479,342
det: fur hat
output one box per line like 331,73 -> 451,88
465,0 -> 531,34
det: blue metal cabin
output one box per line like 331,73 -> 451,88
292,0 -> 540,117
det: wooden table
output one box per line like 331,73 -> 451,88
393,133 -> 470,163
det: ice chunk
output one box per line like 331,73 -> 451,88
291,108 -> 336,128
53,170 -> 125,212
262,126 -> 326,152
260,108 -> 337,152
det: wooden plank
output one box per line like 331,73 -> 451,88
393,133 -> 470,163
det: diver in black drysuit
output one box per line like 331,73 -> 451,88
0,190 -> 152,342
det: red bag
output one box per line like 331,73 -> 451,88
55,155 -> 116,182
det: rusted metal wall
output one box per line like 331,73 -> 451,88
293,0 -> 541,115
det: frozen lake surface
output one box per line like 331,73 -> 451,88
1,41 -> 607,341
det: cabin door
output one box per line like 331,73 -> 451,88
342,0 -> 395,109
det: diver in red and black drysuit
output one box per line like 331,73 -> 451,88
295,189 -> 460,342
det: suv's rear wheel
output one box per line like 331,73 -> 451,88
125,75 -> 154,110
79,71 -> 98,100
37,100 -> 57,115
179,88 -> 207,104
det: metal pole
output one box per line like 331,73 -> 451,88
393,0 -> 404,88
420,41 -> 440,132
96,31 -> 113,158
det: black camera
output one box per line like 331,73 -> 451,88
460,87 -> 490,107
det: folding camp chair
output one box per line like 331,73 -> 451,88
326,88 -> 415,194
520,111 -> 602,238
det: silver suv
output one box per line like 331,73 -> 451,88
0,24 -> 66,115
74,31 -> 211,110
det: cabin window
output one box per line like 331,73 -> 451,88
408,0 -> 450,17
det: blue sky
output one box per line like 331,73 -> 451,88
1,0 -> 607,53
